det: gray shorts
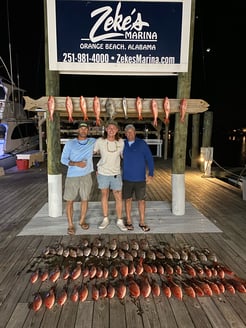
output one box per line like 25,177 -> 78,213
63,174 -> 92,201
122,180 -> 146,200
97,173 -> 122,191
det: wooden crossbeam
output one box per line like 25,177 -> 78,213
24,96 -> 209,119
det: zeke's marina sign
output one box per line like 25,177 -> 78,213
47,0 -> 191,75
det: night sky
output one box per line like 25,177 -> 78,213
1,0 -> 245,133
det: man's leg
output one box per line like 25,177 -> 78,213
79,200 -> 89,229
66,200 -> 75,234
113,190 -> 122,220
138,199 -> 145,226
125,198 -> 132,225
101,188 -> 109,217
99,188 -> 110,229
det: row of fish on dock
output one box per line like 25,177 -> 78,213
47,95 -> 187,127
28,238 -> 246,311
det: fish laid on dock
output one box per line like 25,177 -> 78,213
29,238 -> 246,311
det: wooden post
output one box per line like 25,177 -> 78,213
202,111 -> 213,147
200,111 -> 213,173
164,124 -> 169,160
191,114 -> 200,168
44,0 -> 62,217
172,0 -> 196,215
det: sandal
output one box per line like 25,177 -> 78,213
139,224 -> 150,232
125,223 -> 134,231
80,222 -> 89,230
67,225 -> 75,235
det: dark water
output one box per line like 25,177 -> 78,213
212,135 -> 246,169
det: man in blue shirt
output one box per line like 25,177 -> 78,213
122,124 -> 154,232
61,121 -> 96,234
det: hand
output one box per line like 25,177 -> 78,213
69,160 -> 87,168
77,160 -> 87,168
146,175 -> 153,184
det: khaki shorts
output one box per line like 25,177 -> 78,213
63,174 -> 92,201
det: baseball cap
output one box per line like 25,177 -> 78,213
79,121 -> 89,128
125,124 -> 135,131
105,120 -> 119,128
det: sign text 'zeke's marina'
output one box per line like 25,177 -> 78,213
47,0 -> 192,75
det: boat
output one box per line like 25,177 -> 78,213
0,77 -> 39,169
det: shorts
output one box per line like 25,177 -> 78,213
122,180 -> 146,200
97,173 -> 122,191
63,174 -> 92,201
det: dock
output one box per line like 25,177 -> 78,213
0,158 -> 245,328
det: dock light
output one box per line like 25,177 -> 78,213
200,147 -> 213,178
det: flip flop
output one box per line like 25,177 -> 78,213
139,224 -> 150,232
80,222 -> 89,230
125,223 -> 134,231
67,225 -> 75,235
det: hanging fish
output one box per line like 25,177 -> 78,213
65,96 -> 74,122
93,96 -> 101,126
122,97 -> 128,119
135,96 -> 143,120
47,95 -> 55,121
180,98 -> 187,123
163,96 -> 170,125
80,96 -> 88,121
151,99 -> 158,127
105,98 -> 116,119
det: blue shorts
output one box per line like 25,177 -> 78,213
97,173 -> 122,191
